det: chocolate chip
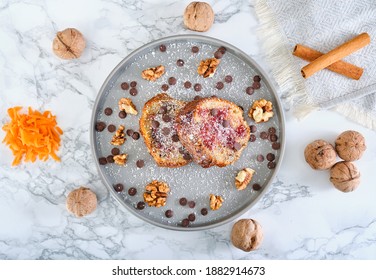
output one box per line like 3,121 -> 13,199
194,95 -> 201,100
104,107 -> 113,116
159,44 -> 166,52
129,88 -> 138,96
165,210 -> 173,218
252,81 -> 261,89
151,120 -> 160,129
216,81 -> 224,90
132,132 -> 140,140
95,121 -> 106,132
192,46 -> 199,53
188,201 -> 195,208
179,197 -> 187,206
252,183 -> 262,191
183,153 -> 192,160
98,157 -> 107,165
211,108 -> 218,116
201,208 -> 208,216
168,77 -> 176,85
225,75 -> 233,83
222,120 -> 230,127
214,50 -> 223,59
130,81 -> 137,88
272,142 -> 281,150
268,127 -> 276,134
136,201 -> 145,210
181,219 -> 190,227
188,213 -> 196,222
162,127 -> 170,135
194,83 -> 202,92
266,153 -> 275,162
171,134 -> 179,142
118,111 -> 127,119
253,75 -> 261,82
126,129 -> 134,136
161,84 -> 169,91
250,134 -> 256,142
111,147 -> 120,155
260,131 -> 269,139
107,124 -> 116,133
250,125 -> 257,133
269,134 -> 278,142
211,95 -> 218,98
121,82 -> 129,90
136,159 -> 144,168
184,81 -> 192,89
246,86 -> 254,95
238,105 -> 244,111
267,161 -> 276,169
159,106 -> 167,114
257,154 -> 264,162
178,147 -> 186,154
106,155 -> 114,163
114,183 -> 124,192
162,114 -> 171,122
176,59 -> 184,66
234,142 -> 242,151
218,46 -> 227,54
128,187 -> 137,196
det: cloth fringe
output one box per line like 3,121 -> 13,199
332,103 -> 376,130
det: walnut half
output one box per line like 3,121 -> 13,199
143,180 -> 170,207
111,125 -> 126,146
235,168 -> 255,190
248,99 -> 274,123
141,65 -> 165,81
209,194 -> 224,210
197,58 -> 220,78
118,98 -> 138,115
113,153 -> 128,166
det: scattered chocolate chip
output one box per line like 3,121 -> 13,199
194,83 -> 202,92
121,82 -> 129,90
188,213 -> 196,222
130,81 -> 137,88
246,86 -> 254,95
178,147 -> 186,154
159,106 -> 167,114
128,187 -> 137,196
168,77 -> 177,85
162,114 -> 171,122
136,159 -> 144,168
151,120 -> 160,129
257,154 -> 264,162
184,81 -> 192,89
106,155 -> 114,163
114,183 -> 124,192
266,153 -> 275,162
104,107 -> 113,116
234,142 -> 242,151
214,50 -> 223,59
165,209 -> 173,218
188,201 -> 196,208
216,81 -> 224,90
111,147 -> 120,155
129,88 -> 138,96
192,46 -> 199,53
176,59 -> 184,66
211,95 -> 218,98
107,124 -> 116,133
252,183 -> 262,191
222,120 -> 230,127
267,161 -> 276,169
218,46 -> 227,54
250,125 -> 257,133
183,153 -> 192,160
211,108 -> 218,116
194,95 -> 201,100
238,105 -> 244,111
95,121 -> 106,132
250,134 -> 256,142
252,81 -> 261,89
272,142 -> 281,150
161,84 -> 169,91
269,134 -> 278,142
253,75 -> 261,82
126,129 -> 134,136
268,127 -> 276,134
260,131 -> 269,139
162,127 -> 170,135
118,111 -> 127,119
132,132 -> 140,140
171,134 -> 179,142
179,197 -> 188,206
159,44 -> 166,52
201,208 -> 208,216
225,75 -> 233,83
98,157 -> 107,165
181,219 -> 190,227
136,201 -> 145,210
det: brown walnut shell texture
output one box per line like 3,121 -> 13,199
330,161 -> 360,192
231,219 -> 263,252
53,28 -> 86,59
304,139 -> 337,170
335,130 -> 366,161
183,2 -> 214,32
66,187 -> 97,217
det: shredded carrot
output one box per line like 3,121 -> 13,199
2,107 -> 63,166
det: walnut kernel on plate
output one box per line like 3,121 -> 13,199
197,58 -> 220,78
235,168 -> 255,190
248,99 -> 274,123
118,98 -> 138,115
111,125 -> 126,146
141,65 -> 165,81
209,194 -> 224,210
143,180 -> 170,207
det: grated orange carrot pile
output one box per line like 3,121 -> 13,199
2,107 -> 63,166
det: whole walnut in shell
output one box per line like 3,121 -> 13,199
53,28 -> 86,59
330,161 -> 360,192
231,219 -> 263,252
335,130 -> 366,161
304,139 -> 337,170
184,2 -> 214,32
66,187 -> 97,217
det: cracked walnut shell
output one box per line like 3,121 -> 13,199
248,99 -> 274,123
330,161 -> 360,192
335,130 -> 366,161
235,168 -> 255,190
53,28 -> 86,60
143,180 -> 170,207
66,187 -> 97,217
111,125 -> 126,145
231,219 -> 263,252
209,194 -> 224,210
197,58 -> 220,78
141,65 -> 165,81
118,98 -> 138,115
184,2 -> 214,32
304,139 -> 337,170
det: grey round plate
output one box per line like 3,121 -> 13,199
91,35 -> 285,231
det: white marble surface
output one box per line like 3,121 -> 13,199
0,0 -> 375,260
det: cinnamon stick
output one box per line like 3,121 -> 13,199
301,33 -> 370,79
293,44 -> 363,80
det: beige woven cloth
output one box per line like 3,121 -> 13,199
255,0 -> 376,130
